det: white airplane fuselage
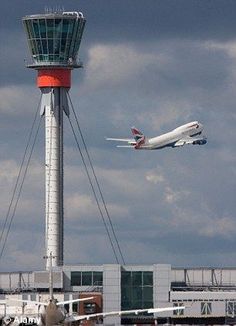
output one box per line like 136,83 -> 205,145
143,121 -> 204,149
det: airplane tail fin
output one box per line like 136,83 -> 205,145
131,126 -> 143,137
131,126 -> 146,149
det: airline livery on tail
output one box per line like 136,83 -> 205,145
106,121 -> 207,150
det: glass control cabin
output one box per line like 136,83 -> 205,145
23,12 -> 86,67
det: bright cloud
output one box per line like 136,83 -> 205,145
146,172 -> 165,184
0,86 -> 38,116
82,43 -> 167,90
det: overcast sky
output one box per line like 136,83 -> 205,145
0,0 -> 236,272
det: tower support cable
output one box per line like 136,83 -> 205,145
68,94 -> 125,265
0,107 -> 42,261
0,95 -> 42,257
68,117 -> 120,264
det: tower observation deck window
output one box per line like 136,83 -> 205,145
23,13 -> 86,66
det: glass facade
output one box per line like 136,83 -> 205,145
71,271 -> 103,286
121,271 -> 153,310
23,13 -> 86,66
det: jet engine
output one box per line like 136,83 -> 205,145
193,139 -> 207,145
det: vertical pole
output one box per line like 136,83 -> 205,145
45,88 -> 64,269
58,89 -> 64,266
44,252 -> 55,300
49,252 -> 54,300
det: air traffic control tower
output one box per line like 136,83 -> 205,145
22,11 -> 86,269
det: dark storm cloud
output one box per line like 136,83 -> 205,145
0,29 -> 32,86
2,0 -> 236,42
1,0 -> 236,87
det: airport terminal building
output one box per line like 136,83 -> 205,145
0,264 -> 236,325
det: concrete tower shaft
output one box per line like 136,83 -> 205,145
40,87 -> 69,268
23,12 -> 86,269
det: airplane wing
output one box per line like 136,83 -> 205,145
117,145 -> 134,148
57,297 -> 94,306
106,127 -> 147,149
65,306 -> 185,322
106,138 -> 134,142
174,135 -> 207,147
106,137 -> 136,146
10,299 -> 49,306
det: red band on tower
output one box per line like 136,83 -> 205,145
37,69 -> 71,88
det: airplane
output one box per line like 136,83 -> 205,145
106,121 -> 207,150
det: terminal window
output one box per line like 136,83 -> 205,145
201,302 -> 212,315
121,271 -> 153,310
71,271 -> 103,286
226,301 -> 236,316
173,302 -> 184,316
